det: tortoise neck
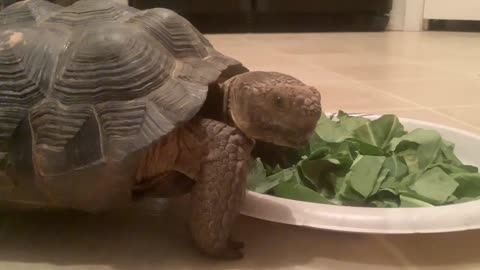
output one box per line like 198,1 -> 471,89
222,83 -> 234,126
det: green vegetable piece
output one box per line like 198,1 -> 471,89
247,158 -> 295,193
300,158 -> 338,190
307,133 -> 327,153
390,128 -> 442,169
315,113 -> 351,143
439,139 -> 464,166
397,148 -> 420,174
247,158 -> 269,193
353,114 -> 406,150
383,153 -> 409,179
379,176 -> 398,190
370,168 -> 390,197
336,178 -> 364,203
452,173 -> 480,199
308,145 -> 330,160
346,138 -> 384,156
337,110 -> 370,132
454,196 -> 480,204
409,167 -> 459,205
273,179 -> 333,205
400,194 -> 434,208
369,188 -> 400,207
322,141 -> 357,169
347,155 -> 386,198
426,163 -> 478,174
370,200 -> 400,208
446,194 -> 458,204
265,163 -> 283,176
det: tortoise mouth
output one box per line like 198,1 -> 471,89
248,124 -> 315,149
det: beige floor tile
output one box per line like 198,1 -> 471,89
314,79 -> 416,113
295,52 -> 409,68
362,79 -> 480,107
321,62 -> 469,82
438,107 -> 480,131
376,230 -> 480,270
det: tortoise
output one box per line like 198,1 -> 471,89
0,0 -> 322,259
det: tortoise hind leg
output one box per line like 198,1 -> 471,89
177,119 -> 254,259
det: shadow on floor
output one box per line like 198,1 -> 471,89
0,196 -> 479,269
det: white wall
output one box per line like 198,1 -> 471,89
388,0 -> 425,31
424,0 -> 480,21
388,0 -> 480,31
388,0 -> 426,31
403,0 -> 425,31
387,0 -> 406,30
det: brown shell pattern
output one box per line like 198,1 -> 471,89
0,0 -> 241,177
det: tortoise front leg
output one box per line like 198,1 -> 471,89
137,118 -> 254,259
179,119 -> 254,259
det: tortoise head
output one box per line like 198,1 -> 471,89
222,71 -> 322,149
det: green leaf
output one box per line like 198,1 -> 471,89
370,200 -> 400,208
346,138 -> 384,156
409,167 -> 459,205
399,171 -> 422,188
439,139 -> 464,166
300,158 -> 338,190
369,188 -> 400,208
307,133 -> 327,153
353,115 -> 406,150
336,179 -> 365,204
400,194 -> 434,208
272,179 -> 333,205
337,110 -> 370,132
265,163 -> 282,176
247,159 -> 295,193
324,141 -> 357,169
308,145 -> 330,160
446,194 -> 458,204
453,196 -> 480,204
383,153 -> 409,179
452,173 -> 480,198
390,129 -> 442,169
426,163 -> 478,174
247,158 -> 269,193
315,113 -> 352,143
370,168 -> 390,197
397,148 -> 420,174
380,176 -> 398,189
347,155 -> 386,198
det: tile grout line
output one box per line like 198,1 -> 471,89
289,55 -> 480,132
372,235 -> 420,270
212,35 -> 480,132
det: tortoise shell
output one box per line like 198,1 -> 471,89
0,0 -> 243,210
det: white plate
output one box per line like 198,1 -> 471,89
241,113 -> 480,234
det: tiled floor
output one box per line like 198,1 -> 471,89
2,32 -> 480,270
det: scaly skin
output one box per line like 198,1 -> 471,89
136,118 -> 254,259
188,119 -> 253,259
